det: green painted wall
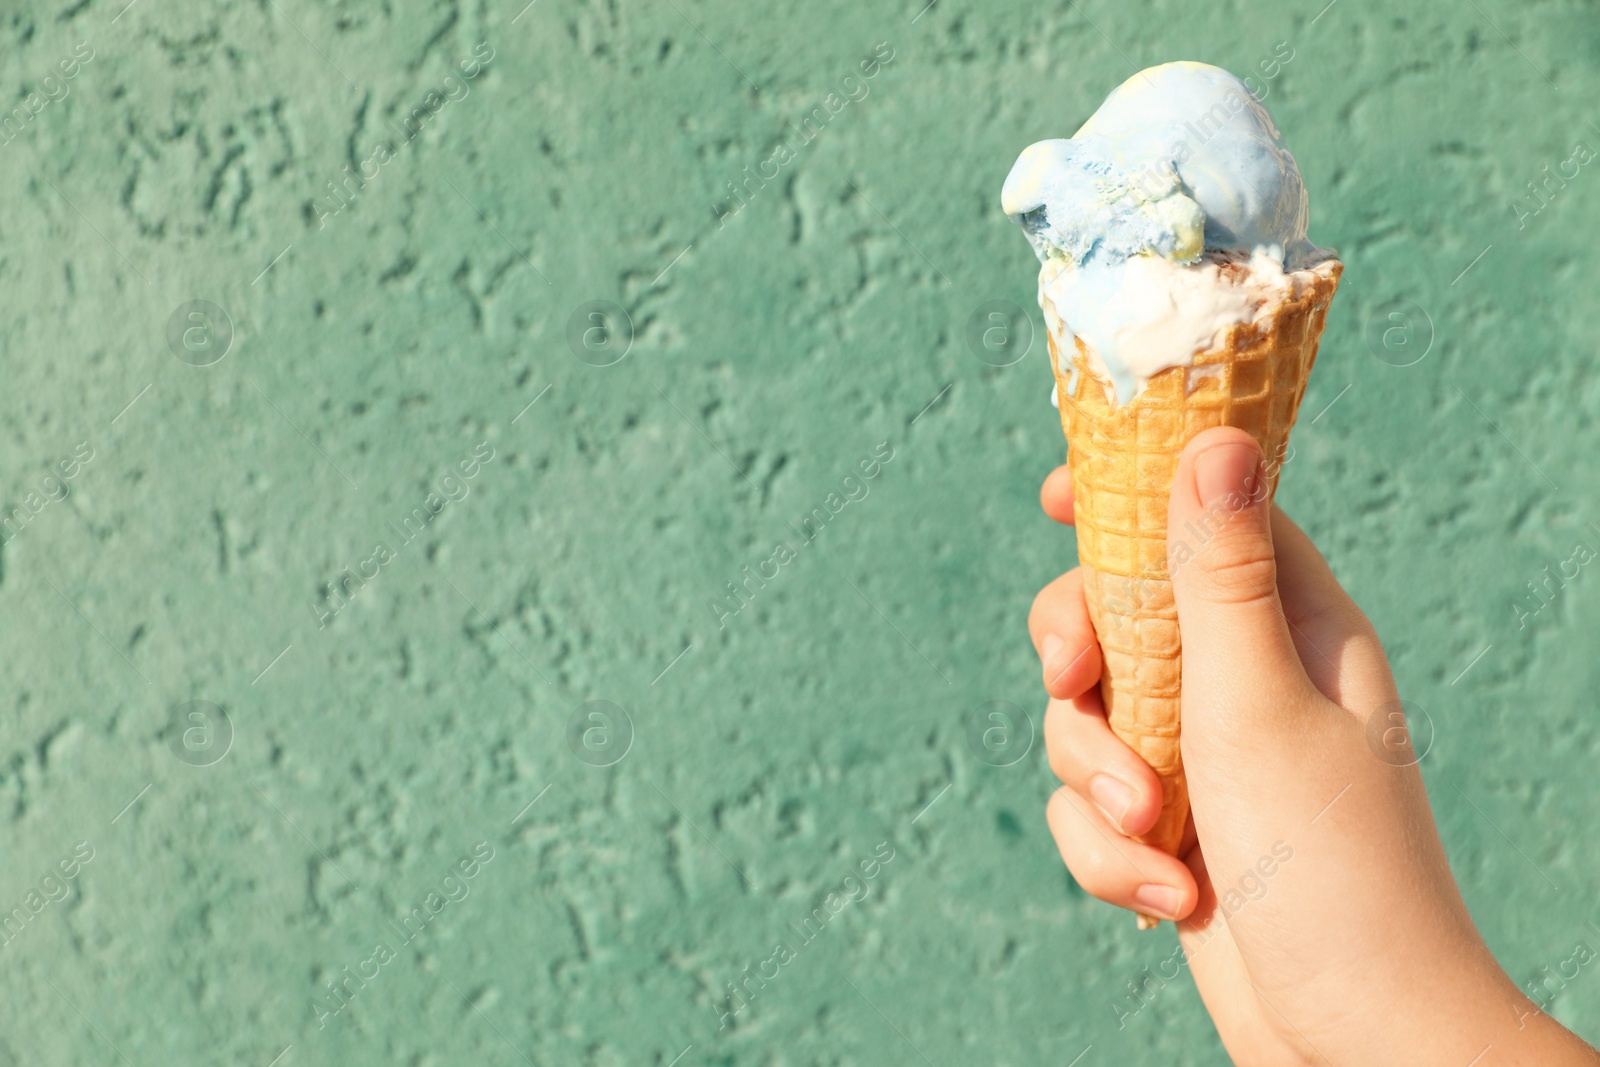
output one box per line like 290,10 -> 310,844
1,0 -> 1596,1063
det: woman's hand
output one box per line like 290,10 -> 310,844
1031,427 -> 1598,1065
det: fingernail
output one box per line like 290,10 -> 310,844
1132,884 -> 1185,921
1194,438 -> 1263,511
1040,634 -> 1063,669
1088,775 -> 1137,832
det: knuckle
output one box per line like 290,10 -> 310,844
1046,789 -> 1126,898
1067,845 -> 1122,897
1045,784 -> 1075,822
1046,735 -> 1079,785
1192,527 -> 1278,605
1027,591 -> 1050,634
1029,568 -> 1080,630
1350,606 -> 1382,644
1287,595 -> 1365,639
1042,705 -> 1088,786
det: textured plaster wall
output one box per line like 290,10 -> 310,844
0,0 -> 1597,1064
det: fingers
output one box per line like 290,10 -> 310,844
1032,517 -> 1193,922
1040,464 -> 1074,526
1046,786 -> 1199,922
1044,694 -> 1166,836
1167,428 -> 1314,710
1028,568 -> 1103,700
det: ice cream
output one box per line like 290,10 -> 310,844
1001,61 -> 1333,406
1004,62 -> 1344,928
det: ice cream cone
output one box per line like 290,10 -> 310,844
1043,255 -> 1342,928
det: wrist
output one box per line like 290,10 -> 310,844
1489,984 -> 1599,1063
1414,961 -> 1598,1065
1291,936 -> 1593,1064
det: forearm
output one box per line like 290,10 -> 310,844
1484,987 -> 1600,1065
1236,936 -> 1600,1066
1365,961 -> 1599,1066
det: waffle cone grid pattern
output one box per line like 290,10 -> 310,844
1042,260 -> 1341,917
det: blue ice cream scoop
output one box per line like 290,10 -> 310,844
1001,136 -> 1207,265
1003,61 -> 1311,269
1001,61 -> 1327,405
1070,61 -> 1309,262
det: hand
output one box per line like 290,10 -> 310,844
1030,427 -> 1598,1065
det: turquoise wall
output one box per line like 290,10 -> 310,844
2,1 -> 1597,1063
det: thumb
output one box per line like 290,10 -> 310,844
1167,427 -> 1309,704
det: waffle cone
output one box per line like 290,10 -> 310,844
1044,256 -> 1342,928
